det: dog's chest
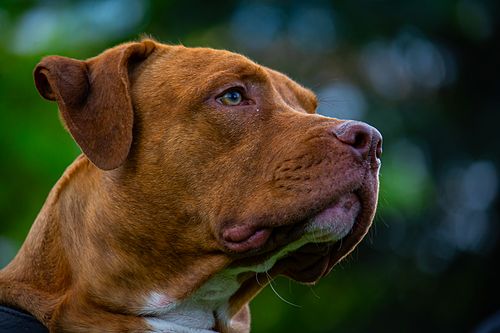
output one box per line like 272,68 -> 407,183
143,270 -> 241,332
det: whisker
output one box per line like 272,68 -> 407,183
308,285 -> 321,299
255,272 -> 263,286
265,272 -> 302,308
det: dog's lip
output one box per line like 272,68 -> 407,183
275,243 -> 333,282
276,190 -> 362,245
223,187 -> 367,267
279,186 -> 376,282
225,189 -> 371,285
304,192 -> 361,240
222,227 -> 272,252
221,191 -> 359,255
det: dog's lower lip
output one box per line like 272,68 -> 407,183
267,191 -> 366,282
223,190 -> 363,256
291,252 -> 330,276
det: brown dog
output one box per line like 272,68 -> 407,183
0,39 -> 381,332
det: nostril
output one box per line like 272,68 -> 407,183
353,131 -> 370,150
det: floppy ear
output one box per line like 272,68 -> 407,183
33,40 -> 156,170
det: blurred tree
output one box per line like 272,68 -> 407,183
0,1 -> 498,332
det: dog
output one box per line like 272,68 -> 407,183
0,39 -> 382,332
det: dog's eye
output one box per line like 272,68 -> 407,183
217,90 -> 243,106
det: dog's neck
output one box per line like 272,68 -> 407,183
142,235 -> 312,333
50,156 -> 310,332
2,155 -> 263,331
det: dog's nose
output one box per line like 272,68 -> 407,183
332,121 -> 382,163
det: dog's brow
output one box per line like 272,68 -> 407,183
265,69 -> 318,113
224,64 -> 268,82
302,90 -> 319,113
201,65 -> 269,93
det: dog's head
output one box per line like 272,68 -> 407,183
34,38 -> 381,317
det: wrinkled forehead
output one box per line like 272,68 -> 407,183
156,44 -> 317,108
165,45 -> 261,76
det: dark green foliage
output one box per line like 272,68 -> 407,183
0,1 -> 499,332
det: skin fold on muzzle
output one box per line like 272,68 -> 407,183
0,38 -> 382,333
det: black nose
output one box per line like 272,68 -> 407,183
332,121 -> 382,163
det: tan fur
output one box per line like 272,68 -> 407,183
0,39 -> 381,332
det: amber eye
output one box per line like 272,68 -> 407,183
217,89 -> 243,106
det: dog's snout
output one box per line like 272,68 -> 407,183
332,121 -> 383,163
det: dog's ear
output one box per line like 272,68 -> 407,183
33,40 -> 156,170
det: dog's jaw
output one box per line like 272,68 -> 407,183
140,192 -> 364,332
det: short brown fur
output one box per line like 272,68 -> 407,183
0,39 -> 381,332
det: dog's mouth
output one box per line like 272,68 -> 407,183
222,192 -> 360,252
269,192 -> 363,283
224,186 -> 376,283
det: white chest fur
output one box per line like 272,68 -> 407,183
143,239 -> 306,332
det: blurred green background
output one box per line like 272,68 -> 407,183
0,0 -> 499,332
